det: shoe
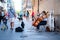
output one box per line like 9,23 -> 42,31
10,28 -> 13,30
7,26 -> 8,29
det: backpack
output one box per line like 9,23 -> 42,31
15,27 -> 23,32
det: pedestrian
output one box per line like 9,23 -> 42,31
24,13 -> 25,17
3,15 -> 8,29
32,11 -> 35,21
8,6 -> 16,30
3,10 -> 8,29
27,11 -> 29,17
0,10 -> 2,24
21,20 -> 25,29
0,7 -> 4,24
19,11 -> 23,20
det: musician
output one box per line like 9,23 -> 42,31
37,11 -> 48,29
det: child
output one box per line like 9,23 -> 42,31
21,20 -> 25,29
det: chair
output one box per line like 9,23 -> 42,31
37,21 -> 47,31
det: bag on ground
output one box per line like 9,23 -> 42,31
15,27 -> 23,32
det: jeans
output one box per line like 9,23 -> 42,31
37,21 -> 47,29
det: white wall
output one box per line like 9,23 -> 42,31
54,0 -> 60,15
39,0 -> 54,31
54,0 -> 60,28
39,0 -> 54,13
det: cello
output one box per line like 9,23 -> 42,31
32,14 -> 47,27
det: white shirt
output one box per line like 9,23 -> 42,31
43,18 -> 47,21
40,13 -> 47,21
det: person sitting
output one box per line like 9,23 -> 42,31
37,11 -> 48,29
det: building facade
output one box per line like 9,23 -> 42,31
22,0 -> 32,16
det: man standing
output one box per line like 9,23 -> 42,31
0,7 -> 4,24
0,10 -> 2,24
32,11 -> 34,21
27,11 -> 29,17
8,6 -> 16,30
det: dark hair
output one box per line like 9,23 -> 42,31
42,11 -> 47,15
27,10 -> 28,12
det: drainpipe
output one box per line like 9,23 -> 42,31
38,0 -> 39,13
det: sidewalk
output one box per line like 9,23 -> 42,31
0,18 -> 60,40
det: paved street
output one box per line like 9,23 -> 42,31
0,17 -> 60,40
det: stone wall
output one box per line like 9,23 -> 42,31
54,0 -> 60,28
